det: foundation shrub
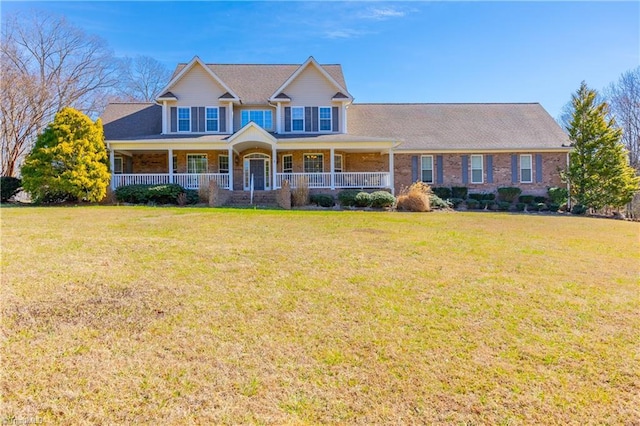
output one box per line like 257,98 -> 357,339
337,190 -> 360,207
548,202 -> 560,212
310,194 -> 335,208
571,204 -> 587,215
291,178 -> 310,207
115,184 -> 186,204
430,193 -> 452,209
498,201 -> 511,211
480,200 -> 495,210
548,187 -> 569,205
1,177 -> 22,202
535,202 -> 549,211
497,187 -> 522,203
534,196 -> 547,203
198,177 -> 210,203
466,199 -> 480,209
396,182 -> 431,212
448,198 -> 465,208
469,193 -> 495,202
431,187 -> 452,200
354,191 -> 372,207
515,202 -> 526,211
519,195 -> 535,204
370,191 -> 395,208
451,186 -> 468,199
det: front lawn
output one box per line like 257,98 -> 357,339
1,207 -> 638,424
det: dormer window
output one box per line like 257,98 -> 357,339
206,107 -> 219,132
319,107 -> 332,131
241,110 -> 273,130
178,107 -> 190,132
291,107 -> 304,132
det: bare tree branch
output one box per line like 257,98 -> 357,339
605,67 -> 640,172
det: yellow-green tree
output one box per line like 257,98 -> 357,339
21,107 -> 110,203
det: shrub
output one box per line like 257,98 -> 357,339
468,193 -> 484,201
533,196 -> 547,204
536,202 -> 548,211
515,202 -> 526,211
115,184 -> 185,204
310,194 -> 335,208
548,202 -> 560,212
519,195 -> 535,204
370,191 -> 395,208
451,186 -> 468,199
291,178 -> 310,207
185,189 -> 199,205
396,182 -> 431,212
571,204 -> 587,215
548,187 -> 569,205
354,191 -> 372,207
469,192 -> 495,201
337,190 -> 360,207
1,177 -> 22,202
430,193 -> 452,209
431,187 -> 452,200
497,201 -> 511,211
448,198 -> 465,208
480,200 -> 495,210
198,177 -> 210,203
466,199 -> 480,209
497,187 -> 521,203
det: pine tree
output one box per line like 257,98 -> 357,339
565,82 -> 639,211
21,107 -> 110,203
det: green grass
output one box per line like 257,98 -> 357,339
1,207 -> 639,424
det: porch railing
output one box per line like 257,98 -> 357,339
275,172 -> 390,189
276,172 -> 332,188
112,173 -> 229,189
112,174 -> 170,188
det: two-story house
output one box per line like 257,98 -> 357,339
102,56 -> 570,195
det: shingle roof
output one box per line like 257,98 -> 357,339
170,63 -> 346,105
102,103 -> 162,140
347,103 -> 570,151
157,91 -> 177,99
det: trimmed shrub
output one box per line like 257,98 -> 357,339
310,194 -> 335,208
448,198 -> 465,208
480,200 -> 495,210
548,202 -> 560,212
469,192 -> 495,201
337,190 -> 360,207
115,184 -> 185,204
548,187 -> 569,205
1,177 -> 22,202
466,199 -> 480,209
515,202 -> 526,211
533,196 -> 547,204
396,182 -> 431,212
497,187 -> 521,203
431,187 -> 452,200
497,201 -> 511,211
571,204 -> 587,215
430,193 -> 452,209
370,191 -> 395,208
354,191 -> 372,207
468,193 -> 484,201
451,186 -> 468,199
519,195 -> 535,204
535,202 -> 548,211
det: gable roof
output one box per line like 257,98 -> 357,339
102,103 -> 162,140
347,103 -> 570,151
157,56 -> 239,102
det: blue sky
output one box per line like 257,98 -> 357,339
3,1 -> 638,118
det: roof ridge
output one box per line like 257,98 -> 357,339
107,102 -> 156,105
352,102 -> 541,106
204,63 -> 341,66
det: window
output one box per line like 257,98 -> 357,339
292,107 -> 304,132
470,155 -> 483,184
319,107 -> 332,131
421,155 -> 433,183
172,155 -> 177,174
334,154 -> 343,173
178,107 -> 190,132
114,156 -> 123,174
520,154 -> 533,183
241,110 -> 273,130
219,155 -> 229,173
282,154 -> 293,173
206,107 -> 219,132
303,154 -> 323,173
187,154 -> 207,173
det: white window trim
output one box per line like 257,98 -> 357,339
114,156 -> 123,174
218,154 -> 229,173
334,154 -> 343,173
177,107 -> 191,132
470,154 -> 484,184
303,153 -> 324,173
291,106 -> 305,132
186,153 -> 208,174
319,106 -> 332,133
282,154 -> 293,173
241,109 -> 274,131
520,154 -> 533,183
205,106 -> 219,133
420,155 -> 434,184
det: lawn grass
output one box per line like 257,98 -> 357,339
1,207 -> 639,424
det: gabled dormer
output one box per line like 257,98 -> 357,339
156,56 -> 240,135
268,57 -> 353,134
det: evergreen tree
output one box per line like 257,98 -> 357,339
565,82 -> 639,211
21,107 -> 110,203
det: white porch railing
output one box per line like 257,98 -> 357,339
112,173 -> 229,189
275,172 -> 390,189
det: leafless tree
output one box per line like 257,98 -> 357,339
114,55 -> 172,102
605,67 -> 640,172
0,11 -> 117,176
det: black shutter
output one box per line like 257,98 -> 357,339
332,106 -> 339,132
191,107 -> 198,132
461,155 -> 469,184
436,155 -> 444,184
535,154 -> 543,183
486,155 -> 493,184
312,107 -> 319,132
219,107 -> 226,132
411,156 -> 419,182
304,107 -> 312,132
284,107 -> 291,132
170,107 -> 177,132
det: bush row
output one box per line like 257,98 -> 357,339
114,184 -> 199,205
1,177 -> 22,202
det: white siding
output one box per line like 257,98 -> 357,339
171,63 -> 226,106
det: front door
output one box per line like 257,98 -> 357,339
250,159 -> 265,190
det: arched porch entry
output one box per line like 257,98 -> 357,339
243,153 -> 270,190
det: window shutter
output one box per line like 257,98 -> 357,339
411,156 -> 419,182
304,107 -> 312,132
461,155 -> 468,184
486,155 -> 493,184
312,107 -> 319,132
191,107 -> 198,132
535,154 -> 543,183
219,107 -> 226,132
198,107 -> 205,132
511,154 -> 518,184
284,107 -> 291,132
436,155 -> 444,184
332,106 -> 339,132
170,107 -> 177,132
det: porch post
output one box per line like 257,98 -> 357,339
168,148 -> 173,184
228,102 -> 234,133
162,101 -> 167,134
272,146 -> 277,190
109,148 -> 115,190
228,146 -> 234,190
276,103 -> 282,133
330,148 -> 335,190
389,149 -> 395,195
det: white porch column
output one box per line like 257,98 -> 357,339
228,146 -> 234,190
330,148 -> 335,190
228,102 -> 234,133
276,102 -> 282,133
168,148 -> 173,184
272,146 -> 277,190
162,101 -> 167,134
342,103 -> 348,133
389,149 -> 395,195
109,147 -> 115,189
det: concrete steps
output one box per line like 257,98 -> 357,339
225,190 -> 278,207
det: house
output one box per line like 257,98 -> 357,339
102,56 -> 570,197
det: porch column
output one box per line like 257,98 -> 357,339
330,148 -> 335,190
168,148 -> 173,184
276,103 -> 282,133
272,146 -> 277,189
228,146 -> 234,190
228,102 -> 234,133
389,149 -> 395,195
162,101 -> 167,134
109,148 -> 115,189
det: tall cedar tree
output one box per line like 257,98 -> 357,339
566,82 -> 639,210
21,108 -> 110,203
